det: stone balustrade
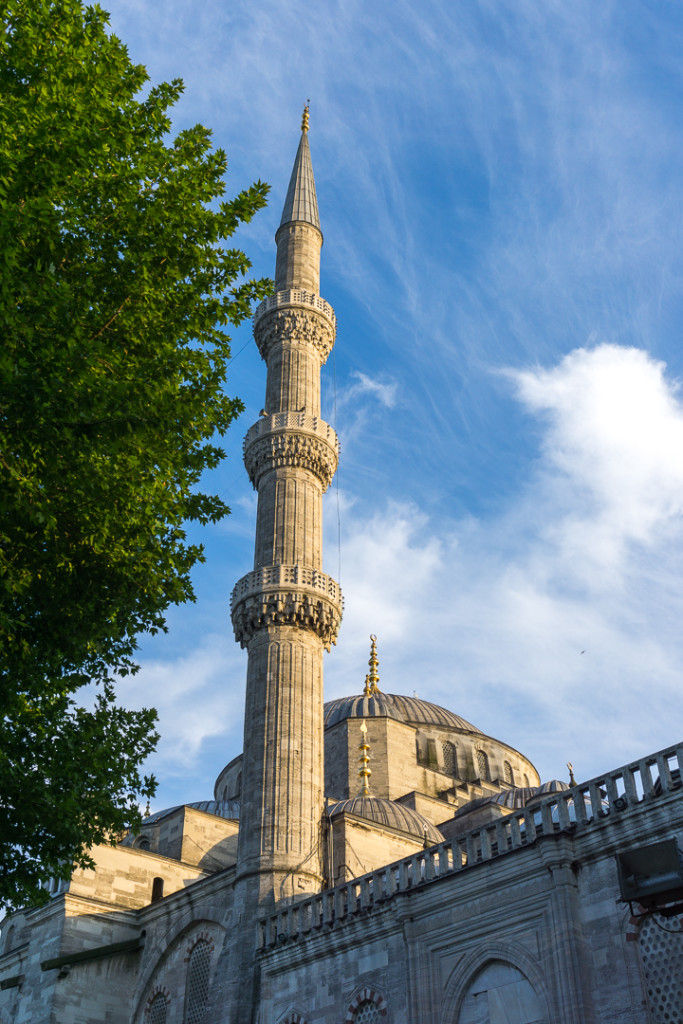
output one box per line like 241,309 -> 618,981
231,565 -> 343,650
258,742 -> 683,950
244,413 -> 338,452
254,290 -> 336,330
231,565 -> 342,606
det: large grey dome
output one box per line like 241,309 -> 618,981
324,692 -> 480,732
329,796 -> 444,844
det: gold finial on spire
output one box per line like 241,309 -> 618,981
301,101 -> 310,133
358,721 -> 371,796
365,634 -> 381,695
567,761 -> 576,786
144,798 -> 150,818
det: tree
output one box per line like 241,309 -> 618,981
0,0 -> 270,910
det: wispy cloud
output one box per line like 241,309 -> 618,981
326,344 -> 683,781
101,0 -> 683,806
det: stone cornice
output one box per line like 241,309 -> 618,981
243,415 -> 339,491
253,291 -> 336,365
231,566 -> 343,651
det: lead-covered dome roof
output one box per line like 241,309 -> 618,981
143,799 -> 240,825
330,795 -> 443,844
324,692 -> 480,732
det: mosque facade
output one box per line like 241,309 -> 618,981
2,114 -> 683,1024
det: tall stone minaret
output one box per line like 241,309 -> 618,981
231,107 -> 342,910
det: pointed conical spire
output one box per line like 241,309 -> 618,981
279,104 -> 321,232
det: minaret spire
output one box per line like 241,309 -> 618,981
230,117 -> 342,917
274,107 -> 323,293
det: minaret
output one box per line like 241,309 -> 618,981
231,107 -> 342,907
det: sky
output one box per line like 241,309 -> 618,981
103,0 -> 683,813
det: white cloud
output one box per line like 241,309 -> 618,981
326,344 -> 683,781
120,634 -> 246,783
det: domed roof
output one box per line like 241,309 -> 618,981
324,692 -> 480,732
142,799 -> 240,825
453,780 -> 572,819
329,796 -> 444,844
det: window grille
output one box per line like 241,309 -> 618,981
354,1000 -> 382,1024
148,994 -> 167,1024
185,940 -> 212,1024
476,750 -> 490,782
639,913 -> 683,1022
441,741 -> 458,777
503,761 -> 513,784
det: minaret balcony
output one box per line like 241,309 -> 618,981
243,413 -> 339,491
231,565 -> 343,651
253,290 -> 336,365
253,289 -> 336,330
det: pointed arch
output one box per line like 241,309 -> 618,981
131,916 -> 225,1024
442,944 -> 549,1024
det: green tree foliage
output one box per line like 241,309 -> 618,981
0,0 -> 270,910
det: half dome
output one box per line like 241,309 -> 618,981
329,795 -> 443,845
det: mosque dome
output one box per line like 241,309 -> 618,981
324,692 -> 480,733
143,799 -> 240,825
329,795 -> 444,845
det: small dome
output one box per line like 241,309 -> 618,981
537,779 -> 570,793
324,692 -> 480,732
454,780 -> 571,819
329,796 -> 443,845
142,799 -> 240,825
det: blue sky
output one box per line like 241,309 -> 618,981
104,0 -> 683,813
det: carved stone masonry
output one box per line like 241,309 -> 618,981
254,306 -> 336,365
231,584 -> 343,651
244,428 -> 339,491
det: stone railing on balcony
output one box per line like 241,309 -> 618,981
243,413 -> 339,452
230,566 -> 343,651
253,290 -> 336,330
258,742 -> 683,951
231,565 -> 342,608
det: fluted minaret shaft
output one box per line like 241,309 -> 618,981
231,115 -> 341,909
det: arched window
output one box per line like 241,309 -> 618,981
354,1002 -> 381,1023
523,773 -> 530,788
185,939 -> 212,1024
137,837 -> 151,850
151,877 -> 164,902
503,761 -> 513,785
147,993 -> 168,1024
346,990 -> 387,1022
442,741 -> 458,777
476,750 -> 490,782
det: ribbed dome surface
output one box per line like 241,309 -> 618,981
324,692 -> 480,732
329,796 -> 444,844
143,799 -> 240,825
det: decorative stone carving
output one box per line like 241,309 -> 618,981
254,305 -> 336,365
254,289 -> 336,330
231,566 -> 343,651
244,423 -> 339,490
